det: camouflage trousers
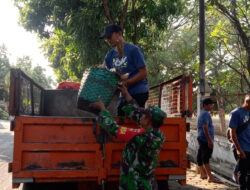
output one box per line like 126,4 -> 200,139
119,175 -> 158,190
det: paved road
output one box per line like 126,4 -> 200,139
0,120 -> 238,190
0,120 -> 22,190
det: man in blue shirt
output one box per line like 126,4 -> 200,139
100,24 -> 149,116
229,94 -> 250,190
197,98 -> 221,183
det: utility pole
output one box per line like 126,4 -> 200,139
198,0 -> 205,114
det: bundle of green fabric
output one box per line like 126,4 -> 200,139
77,68 -> 120,113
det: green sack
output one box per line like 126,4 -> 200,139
77,68 -> 120,113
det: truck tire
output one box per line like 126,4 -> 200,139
22,183 -> 35,190
105,181 -> 119,190
23,182 -> 78,190
157,180 -> 169,190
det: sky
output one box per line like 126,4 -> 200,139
0,0 -> 55,82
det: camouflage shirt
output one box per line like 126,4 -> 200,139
97,100 -> 165,190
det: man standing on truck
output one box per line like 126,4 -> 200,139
99,24 -> 149,116
90,85 -> 166,190
196,98 -> 221,183
229,94 -> 250,190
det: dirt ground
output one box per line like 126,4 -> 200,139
0,120 -> 238,190
167,163 -> 239,190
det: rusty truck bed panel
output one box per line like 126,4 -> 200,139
12,116 -> 186,183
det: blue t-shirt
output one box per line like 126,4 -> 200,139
104,43 -> 149,95
229,107 -> 250,152
197,110 -> 215,142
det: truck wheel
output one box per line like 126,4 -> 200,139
105,181 -> 119,190
23,182 -> 78,190
22,183 -> 35,190
77,181 -> 101,190
157,180 -> 169,190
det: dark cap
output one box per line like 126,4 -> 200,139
203,98 -> 216,105
99,24 -> 123,39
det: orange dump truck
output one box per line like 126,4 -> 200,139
8,69 -> 192,190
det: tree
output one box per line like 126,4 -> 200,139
143,0 -> 248,135
145,0 -> 200,86
13,0 -> 249,136
208,0 -> 250,88
0,45 -> 11,85
201,1 -> 250,133
14,0 -> 184,81
0,45 -> 11,101
0,44 -> 11,120
0,48 -> 54,119
15,56 -> 54,89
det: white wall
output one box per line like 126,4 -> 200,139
187,130 -> 236,178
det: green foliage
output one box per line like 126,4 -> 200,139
0,45 -> 11,84
12,0 -> 250,115
14,0 -> 184,81
15,56 -> 54,88
0,107 -> 9,120
145,0 -> 249,114
205,1 -> 250,93
0,45 -> 11,102
0,88 -> 9,102
207,0 -> 250,84
145,4 -> 200,86
0,45 -> 11,120
0,45 -> 54,118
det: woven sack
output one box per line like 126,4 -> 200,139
77,68 -> 120,114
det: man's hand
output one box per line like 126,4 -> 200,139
231,128 -> 246,159
202,124 -> 213,149
118,84 -> 129,96
120,73 -> 129,81
237,148 -> 246,159
96,62 -> 107,69
120,66 -> 147,87
89,96 -> 105,111
208,139 -> 213,149
121,80 -> 130,87
118,84 -> 132,102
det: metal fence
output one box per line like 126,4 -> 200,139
9,69 -> 44,116
147,75 -> 193,118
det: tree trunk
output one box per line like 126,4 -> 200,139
102,0 -> 113,24
132,0 -> 138,44
216,94 -> 226,135
215,76 -> 226,135
119,0 -> 130,28
247,47 -> 250,76
214,45 -> 227,135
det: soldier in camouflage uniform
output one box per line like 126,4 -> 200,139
90,85 -> 166,190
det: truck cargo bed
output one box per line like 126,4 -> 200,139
11,116 -> 187,186
9,69 -> 192,188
